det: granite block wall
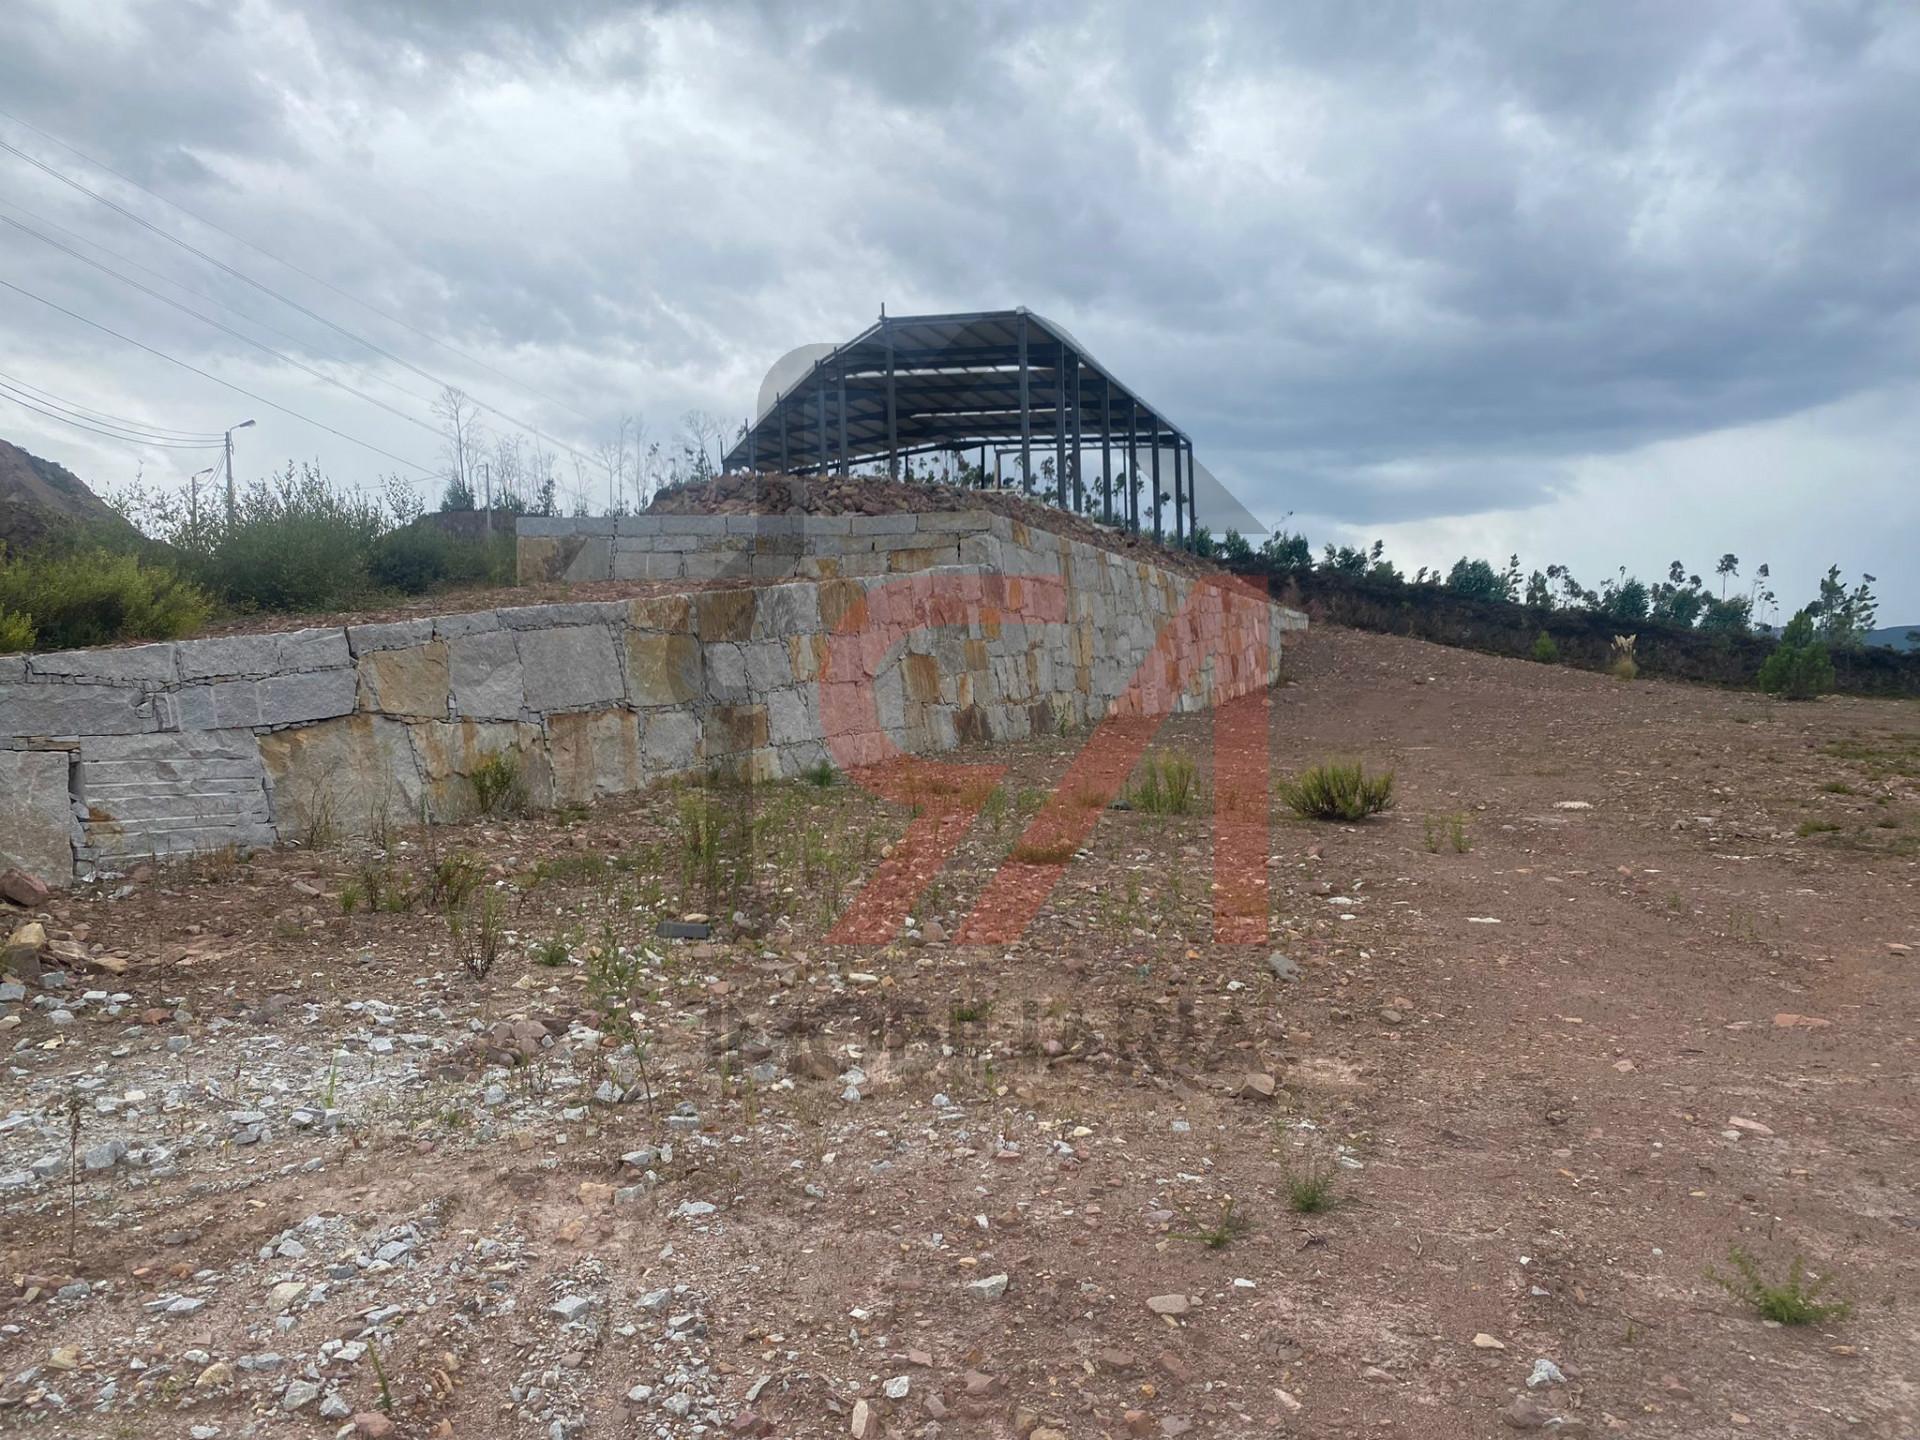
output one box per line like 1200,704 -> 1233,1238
1,513 -> 1303,886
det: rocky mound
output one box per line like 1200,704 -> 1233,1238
646,471 -> 1223,576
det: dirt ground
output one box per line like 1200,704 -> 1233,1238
3,624 -> 1916,1440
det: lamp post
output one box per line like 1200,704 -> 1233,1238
224,419 -> 255,521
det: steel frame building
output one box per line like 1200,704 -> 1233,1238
720,308 -> 1201,545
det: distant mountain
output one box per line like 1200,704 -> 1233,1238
0,438 -> 142,554
1866,625 -> 1920,652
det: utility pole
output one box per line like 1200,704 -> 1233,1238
481,460 -> 492,536
223,419 -> 255,521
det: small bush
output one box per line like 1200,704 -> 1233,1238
1530,631 -> 1560,664
1710,1247 -> 1850,1326
802,758 -> 837,788
1758,609 -> 1836,701
448,888 -> 506,980
428,851 -> 486,911
0,547 -> 211,650
469,752 -> 526,817
0,604 -> 34,653
1278,761 -> 1395,822
1129,751 -> 1200,815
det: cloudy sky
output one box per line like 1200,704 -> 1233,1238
1,0 -> 1915,620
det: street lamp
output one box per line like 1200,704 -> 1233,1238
224,419 -> 255,520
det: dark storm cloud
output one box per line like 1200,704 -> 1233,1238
1,0 -> 1917,542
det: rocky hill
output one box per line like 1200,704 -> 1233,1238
0,437 -> 141,553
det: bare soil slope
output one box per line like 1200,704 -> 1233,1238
2,625 -> 1915,1439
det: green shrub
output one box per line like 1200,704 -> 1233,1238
469,751 -> 527,817
0,547 -> 211,650
1710,1247 -> 1850,1326
1758,609 -> 1836,701
1277,761 -> 1396,822
1530,631 -> 1560,663
369,523 -> 514,594
0,604 -> 35,653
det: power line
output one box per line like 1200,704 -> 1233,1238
1,210 -> 444,439
0,366 -> 226,440
0,195 -> 439,414
0,104 -> 599,428
0,383 -> 225,449
0,131 -> 602,465
0,274 -> 435,473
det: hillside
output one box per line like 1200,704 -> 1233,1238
1867,624 -> 1919,651
0,437 -> 141,553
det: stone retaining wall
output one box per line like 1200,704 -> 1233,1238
2,513 -> 1303,887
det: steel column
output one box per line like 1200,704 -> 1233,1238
836,364 -> 848,476
885,320 -> 898,479
1070,359 -> 1083,513
816,375 -> 828,476
1054,345 -> 1068,507
1151,424 -> 1162,542
1018,313 -> 1031,491
1172,438 -> 1185,546
1101,382 -> 1112,523
1127,401 -> 1138,532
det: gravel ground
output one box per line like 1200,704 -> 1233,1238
2,624 -> 1916,1440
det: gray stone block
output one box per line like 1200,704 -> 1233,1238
434,609 -> 500,639
29,643 -> 178,685
750,584 -> 820,639
851,513 -> 918,535
514,625 -> 624,711
175,669 -> 356,731
613,515 -> 664,536
765,686 -> 819,746
346,619 -> 436,655
495,602 -> 626,630
560,534 -> 612,582
175,628 -> 349,679
77,730 -> 273,864
447,630 -> 525,719
657,514 -> 728,536
725,513 -> 804,537
0,682 -> 160,738
0,750 -> 75,886
641,709 -> 700,771
916,509 -> 994,533
612,550 -> 684,582
682,551 -> 754,582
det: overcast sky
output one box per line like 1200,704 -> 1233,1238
1,1 -> 1915,620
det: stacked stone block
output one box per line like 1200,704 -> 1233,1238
1,511 -> 1303,887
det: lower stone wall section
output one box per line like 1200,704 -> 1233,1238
2,527 -> 1304,886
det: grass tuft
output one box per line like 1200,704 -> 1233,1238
1278,761 -> 1395,822
1710,1247 -> 1850,1326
